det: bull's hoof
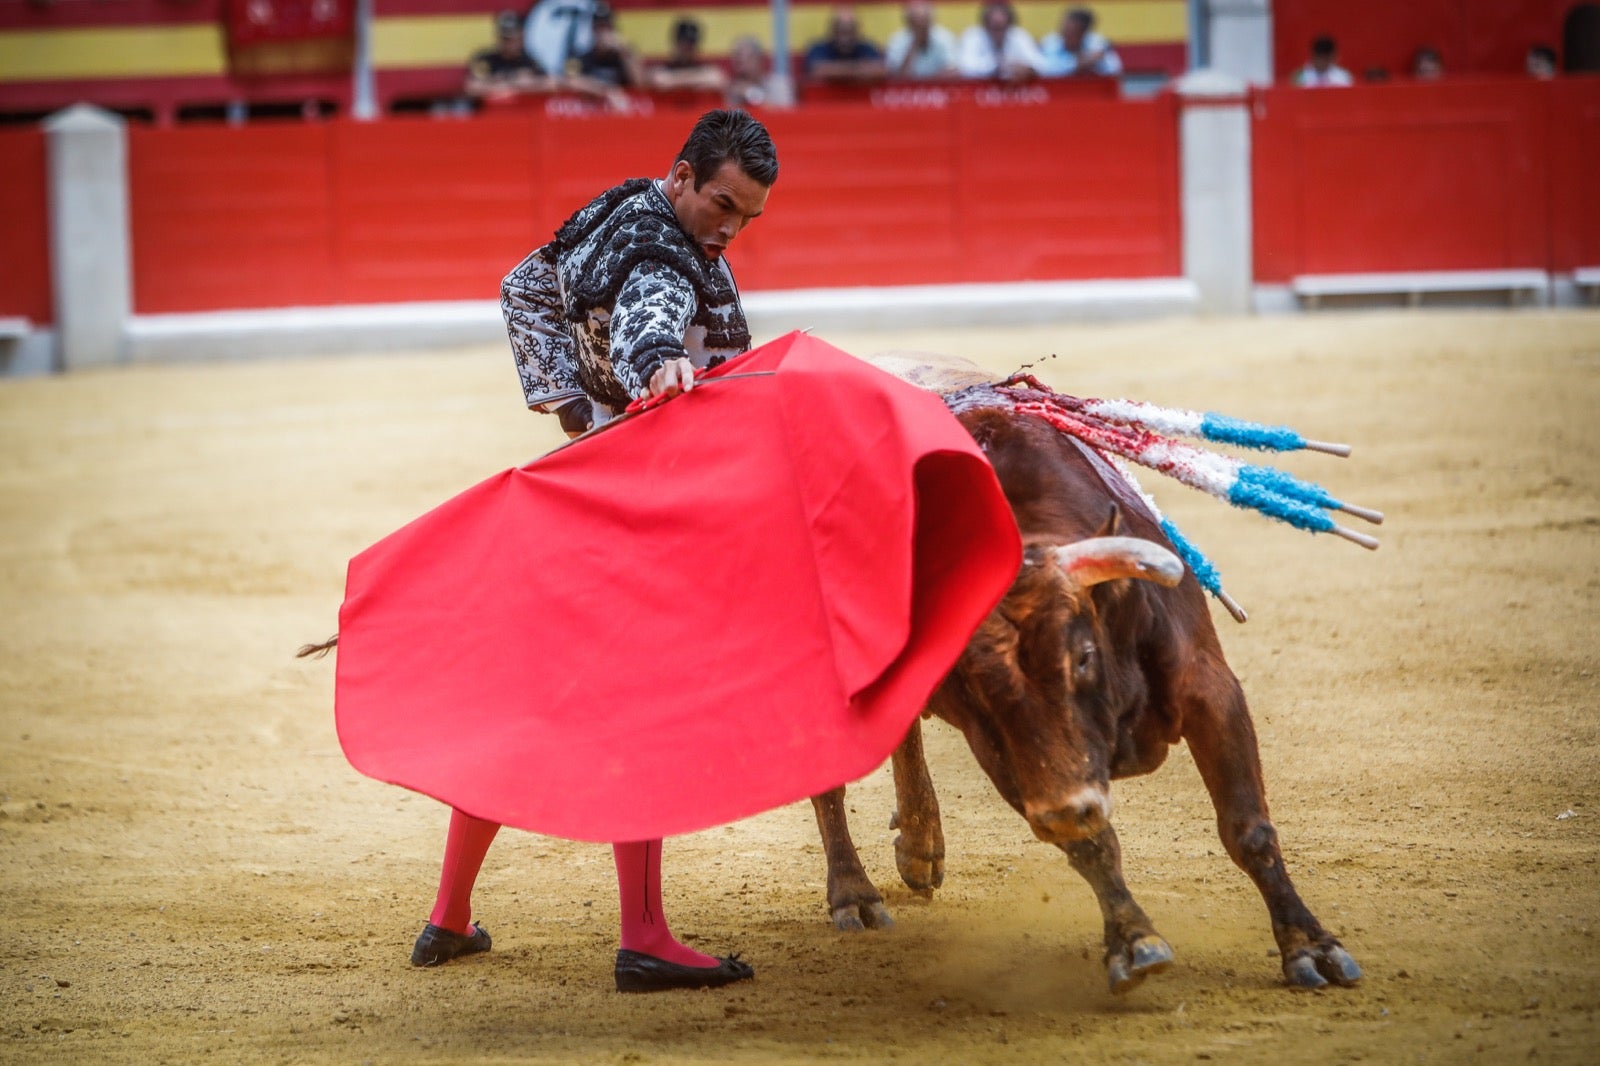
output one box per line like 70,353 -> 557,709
1106,935 -> 1174,995
1283,944 -> 1362,990
893,833 -> 945,893
831,900 -> 895,933
1283,954 -> 1327,990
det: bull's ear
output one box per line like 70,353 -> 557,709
1095,503 -> 1123,539
1052,536 -> 1184,590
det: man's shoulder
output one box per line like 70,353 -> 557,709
551,178 -> 661,252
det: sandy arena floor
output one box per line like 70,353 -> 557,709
2,310 -> 1598,1064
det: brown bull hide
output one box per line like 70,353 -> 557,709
811,403 -> 1361,994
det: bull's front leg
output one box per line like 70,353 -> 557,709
810,787 -> 895,931
1061,826 -> 1176,994
890,717 -> 945,893
1183,669 -> 1362,989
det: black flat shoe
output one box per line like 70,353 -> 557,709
614,949 -> 755,993
410,922 -> 491,967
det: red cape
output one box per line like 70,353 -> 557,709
334,332 -> 1021,841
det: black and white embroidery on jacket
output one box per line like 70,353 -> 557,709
503,178 -> 752,413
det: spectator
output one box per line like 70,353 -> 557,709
956,2 -> 1047,81
804,7 -> 887,83
726,35 -> 771,108
650,17 -> 729,93
885,1 -> 958,80
1526,43 -> 1558,79
466,10 -> 554,100
1291,35 -> 1353,87
1567,3 -> 1600,73
566,3 -> 644,109
1410,45 -> 1443,80
1040,6 -> 1122,77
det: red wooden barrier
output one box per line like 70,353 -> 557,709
0,127 -> 53,323
125,97 -> 1182,313
129,123 -> 339,313
796,76 -> 1120,108
329,115 -> 545,304
952,95 -> 1179,282
1251,79 -> 1559,282
1271,0 -> 1570,81
1548,77 -> 1600,273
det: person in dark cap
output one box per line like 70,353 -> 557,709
805,6 -> 887,83
1291,34 -> 1353,87
568,2 -> 646,107
649,16 -> 729,93
1526,43 -> 1558,78
465,10 -> 555,99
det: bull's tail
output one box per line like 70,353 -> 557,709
296,635 -> 339,659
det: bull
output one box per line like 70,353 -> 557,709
810,382 -> 1363,993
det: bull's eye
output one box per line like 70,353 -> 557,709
1072,640 -> 1098,684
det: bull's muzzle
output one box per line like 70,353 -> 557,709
1023,786 -> 1114,842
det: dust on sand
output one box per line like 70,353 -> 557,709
2,311 -> 1597,1064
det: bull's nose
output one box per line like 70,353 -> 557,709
1024,787 -> 1113,842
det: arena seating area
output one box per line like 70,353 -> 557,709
3,72 -> 1596,332
2,1 -> 1596,343
0,0 -> 1186,127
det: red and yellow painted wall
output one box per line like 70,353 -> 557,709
5,1 -> 1585,124
0,0 -> 1188,123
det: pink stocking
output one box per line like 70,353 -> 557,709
428,807 -> 500,934
613,839 -> 718,967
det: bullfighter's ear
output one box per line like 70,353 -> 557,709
1095,503 -> 1123,538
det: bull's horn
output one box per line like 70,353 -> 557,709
1050,537 -> 1185,589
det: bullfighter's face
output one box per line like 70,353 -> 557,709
665,158 -> 769,262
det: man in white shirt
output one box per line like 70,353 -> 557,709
1040,6 -> 1122,77
885,0 -> 959,80
1292,35 -> 1354,87
956,1 -> 1047,80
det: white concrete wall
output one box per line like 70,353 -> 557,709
44,105 -> 132,370
1177,70 -> 1253,314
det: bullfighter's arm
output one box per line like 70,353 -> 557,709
608,259 -> 699,400
502,245 -> 589,429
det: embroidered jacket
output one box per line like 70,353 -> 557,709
503,177 -> 752,412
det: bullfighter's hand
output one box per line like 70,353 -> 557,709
555,396 -> 594,438
646,357 -> 696,400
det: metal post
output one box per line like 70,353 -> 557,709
352,0 -> 377,120
1175,71 -> 1252,314
768,0 -> 795,107
1188,0 -> 1209,71
44,105 -> 132,369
